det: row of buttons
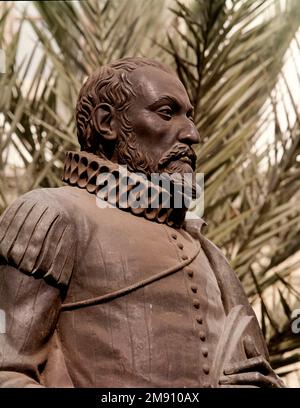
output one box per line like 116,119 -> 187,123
171,232 -> 210,380
172,233 -> 189,261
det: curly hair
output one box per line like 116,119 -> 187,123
76,57 -> 175,155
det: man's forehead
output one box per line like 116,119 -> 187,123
129,65 -> 191,106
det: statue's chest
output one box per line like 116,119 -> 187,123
59,210 -> 226,386
68,209 -> 222,306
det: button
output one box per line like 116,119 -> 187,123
186,269 -> 194,278
182,254 -> 188,260
196,316 -> 203,324
171,233 -> 177,240
203,364 -> 210,375
177,242 -> 184,250
202,347 -> 208,357
199,331 -> 206,341
193,299 -> 200,309
202,382 -> 211,388
191,285 -> 198,294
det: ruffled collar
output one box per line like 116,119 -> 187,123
62,150 -> 190,228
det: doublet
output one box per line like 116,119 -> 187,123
0,183 -> 269,388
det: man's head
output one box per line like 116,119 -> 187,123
76,57 -> 200,177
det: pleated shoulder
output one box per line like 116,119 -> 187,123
0,189 -> 76,287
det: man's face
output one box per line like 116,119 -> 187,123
116,66 -> 200,176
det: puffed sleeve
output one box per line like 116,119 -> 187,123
0,190 -> 76,387
0,190 -> 76,287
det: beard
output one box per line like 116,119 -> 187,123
115,128 -> 197,174
115,127 -> 198,201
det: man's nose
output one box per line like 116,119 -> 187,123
177,120 -> 200,145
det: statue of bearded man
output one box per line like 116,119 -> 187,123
0,57 -> 284,388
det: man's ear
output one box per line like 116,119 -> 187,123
91,103 -> 117,141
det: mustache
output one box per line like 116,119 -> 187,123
158,143 -> 197,171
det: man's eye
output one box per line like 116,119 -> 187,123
157,107 -> 173,119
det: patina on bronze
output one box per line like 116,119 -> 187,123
0,57 -> 284,388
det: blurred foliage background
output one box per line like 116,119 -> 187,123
1,0 -> 300,386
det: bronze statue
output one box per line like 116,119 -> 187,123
0,57 -> 285,387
